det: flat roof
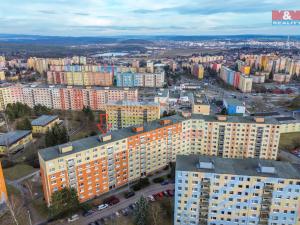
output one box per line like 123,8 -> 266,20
176,155 -> 300,179
194,93 -> 209,105
275,117 -> 296,122
38,114 -> 184,162
224,98 -> 243,106
0,130 -> 31,147
190,114 -> 278,124
251,112 -> 280,117
31,115 -> 59,126
106,101 -> 159,107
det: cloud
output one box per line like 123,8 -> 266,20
0,0 -> 300,35
73,12 -> 90,16
38,10 -> 57,15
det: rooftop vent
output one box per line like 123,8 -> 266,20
255,117 -> 265,123
198,159 -> 214,170
132,126 -> 144,133
100,134 -> 112,142
258,162 -> 276,174
217,115 -> 227,121
159,119 -> 171,125
59,143 -> 73,154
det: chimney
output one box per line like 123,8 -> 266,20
132,126 -> 144,133
255,117 -> 265,123
217,115 -> 227,121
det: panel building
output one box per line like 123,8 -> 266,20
47,65 -> 114,86
116,72 -> 165,87
0,84 -> 138,111
174,155 -> 300,225
105,101 -> 160,130
38,114 -> 286,205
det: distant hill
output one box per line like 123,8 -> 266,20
119,39 -> 154,45
1,34 -> 300,46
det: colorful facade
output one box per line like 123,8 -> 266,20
47,65 -> 114,86
0,161 -> 7,205
38,114 -> 287,205
174,155 -> 300,225
219,66 -> 253,93
0,84 -> 138,111
105,101 -> 160,130
116,72 -> 165,87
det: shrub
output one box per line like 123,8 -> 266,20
152,177 -> 164,183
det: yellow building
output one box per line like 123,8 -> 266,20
0,161 -> 7,205
0,130 -> 32,154
0,71 -> 5,81
105,101 -> 160,130
31,115 -> 60,134
192,93 -> 210,115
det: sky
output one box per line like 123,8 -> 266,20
1,0 -> 300,36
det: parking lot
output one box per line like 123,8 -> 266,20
61,183 -> 175,225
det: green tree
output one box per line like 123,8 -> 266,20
49,187 -> 80,219
33,104 -> 51,116
45,124 -> 69,147
16,118 -> 32,130
269,71 -> 274,80
134,196 -> 150,225
5,102 -> 31,121
82,106 -> 95,122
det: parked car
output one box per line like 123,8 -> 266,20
124,191 -> 135,199
121,208 -> 129,216
67,214 -> 79,223
88,223 -> 96,225
103,196 -> 120,205
97,203 -> 109,211
82,210 -> 94,217
147,195 -> 155,202
95,219 -> 104,225
161,180 -> 169,186
167,189 -> 174,197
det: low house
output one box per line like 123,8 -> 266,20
31,115 -> 60,134
0,130 -> 32,154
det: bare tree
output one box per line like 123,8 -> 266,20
6,194 -> 23,225
149,204 -> 162,225
24,181 -> 34,200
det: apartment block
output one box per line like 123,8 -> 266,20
38,114 -> 285,205
190,55 -> 223,63
174,155 -> 300,225
47,65 -> 114,86
0,84 -> 138,111
105,101 -> 160,130
219,66 -> 253,93
27,56 -> 87,74
116,71 -> 165,87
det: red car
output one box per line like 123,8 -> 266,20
167,189 -> 174,197
103,196 -> 120,206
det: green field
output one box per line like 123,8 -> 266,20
3,164 -> 37,181
279,132 -> 300,151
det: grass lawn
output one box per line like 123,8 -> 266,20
6,184 -> 21,197
3,164 -> 37,181
279,132 -> 300,151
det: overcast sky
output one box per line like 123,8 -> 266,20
1,0 -> 300,36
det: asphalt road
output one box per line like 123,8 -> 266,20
74,183 -> 175,225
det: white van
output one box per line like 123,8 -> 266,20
67,214 -> 79,222
97,203 -> 109,211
